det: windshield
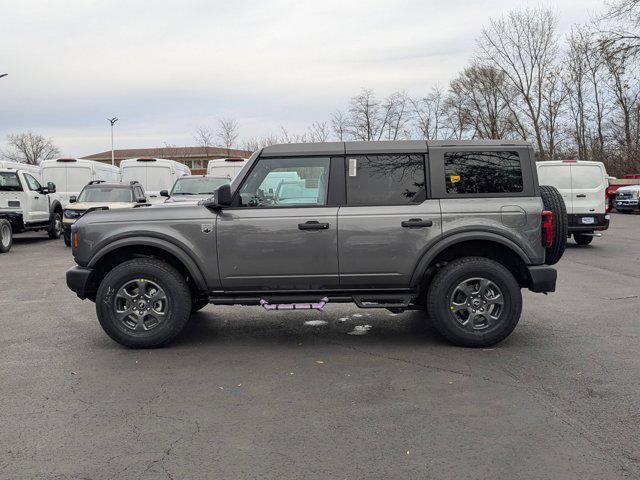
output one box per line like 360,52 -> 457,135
170,177 -> 228,195
77,187 -> 134,203
0,172 -> 22,191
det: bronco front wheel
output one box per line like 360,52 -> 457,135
95,258 -> 191,348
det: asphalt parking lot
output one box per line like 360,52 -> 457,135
1,214 -> 639,480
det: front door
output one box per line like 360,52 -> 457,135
337,154 -> 442,288
216,156 -> 338,291
22,172 -> 49,223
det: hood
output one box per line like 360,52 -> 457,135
74,202 -> 213,227
617,185 -> 640,193
65,202 -> 136,211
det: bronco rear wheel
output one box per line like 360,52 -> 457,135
426,257 -> 522,348
539,185 -> 567,265
96,258 -> 191,348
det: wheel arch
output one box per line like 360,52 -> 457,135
411,233 -> 532,290
85,237 -> 207,301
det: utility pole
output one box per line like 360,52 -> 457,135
108,117 -> 118,166
0,74 -> 8,79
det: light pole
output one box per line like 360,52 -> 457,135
108,117 -> 118,166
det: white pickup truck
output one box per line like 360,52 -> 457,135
0,168 -> 64,253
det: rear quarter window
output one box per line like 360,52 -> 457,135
445,151 -> 523,195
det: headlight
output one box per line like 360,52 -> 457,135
64,210 -> 82,219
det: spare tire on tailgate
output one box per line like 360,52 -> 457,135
539,185 -> 567,265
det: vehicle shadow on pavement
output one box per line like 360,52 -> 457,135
171,310 -> 448,348
12,236 -> 58,245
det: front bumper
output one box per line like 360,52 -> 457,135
615,199 -> 638,211
567,213 -> 609,233
66,266 -> 93,300
527,265 -> 557,293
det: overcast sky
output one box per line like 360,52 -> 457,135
0,0 -> 606,157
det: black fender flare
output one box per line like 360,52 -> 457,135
410,231 -> 532,287
49,200 -> 63,215
87,236 -> 208,291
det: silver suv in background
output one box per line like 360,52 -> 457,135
66,141 -> 566,349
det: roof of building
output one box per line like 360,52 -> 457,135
82,146 -> 253,161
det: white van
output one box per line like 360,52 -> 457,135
40,158 -> 120,207
120,158 -> 191,202
206,157 -> 248,180
0,161 -> 42,180
537,160 -> 610,245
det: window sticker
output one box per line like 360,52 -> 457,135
450,174 -> 461,183
348,158 -> 357,177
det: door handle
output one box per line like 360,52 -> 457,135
576,194 -> 586,198
401,218 -> 433,228
298,221 -> 329,230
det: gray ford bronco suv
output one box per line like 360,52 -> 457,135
66,141 -> 566,348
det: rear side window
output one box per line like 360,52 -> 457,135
445,151 -> 522,194
573,166 -> 604,189
538,165 -> 571,189
346,154 -> 426,206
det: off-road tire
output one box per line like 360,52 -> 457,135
47,213 -> 63,239
426,257 -> 523,348
539,185 -> 567,265
0,219 -> 12,253
96,258 -> 192,348
574,233 -> 593,246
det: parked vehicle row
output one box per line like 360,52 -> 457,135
66,140 -> 566,349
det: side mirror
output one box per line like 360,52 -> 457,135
204,183 -> 232,209
47,182 -> 56,194
69,196 -> 77,203
137,197 -> 147,203
160,190 -> 169,197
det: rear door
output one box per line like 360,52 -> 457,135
571,164 -> 607,215
337,151 -> 442,288
216,155 -> 338,291
537,163 -> 573,213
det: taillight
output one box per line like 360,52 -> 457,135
605,189 -> 609,212
542,210 -> 553,248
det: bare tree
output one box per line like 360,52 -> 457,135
347,88 -> 382,141
217,118 -> 239,154
3,132 -> 60,165
330,110 -> 349,141
478,7 -> 560,158
599,0 -> 640,54
193,126 -> 215,148
448,64 -> 522,140
412,86 -> 446,139
382,91 -> 412,140
307,121 -> 330,142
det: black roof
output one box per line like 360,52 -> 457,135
260,140 -> 531,157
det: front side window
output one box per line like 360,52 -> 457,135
445,151 -> 523,194
77,187 -> 134,203
346,154 -> 426,206
24,173 -> 42,191
238,157 -> 330,207
0,172 -> 22,191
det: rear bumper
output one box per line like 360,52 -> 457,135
567,213 -> 609,233
527,265 -> 557,293
66,266 -> 93,300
